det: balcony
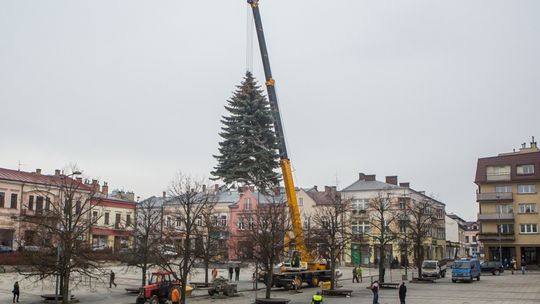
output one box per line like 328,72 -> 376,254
486,173 -> 511,182
477,213 -> 515,221
478,232 -> 515,242
476,192 -> 513,202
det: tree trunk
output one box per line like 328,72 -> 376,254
265,267 -> 273,299
204,260 -> 209,284
416,243 -> 423,278
329,257 -> 336,290
142,263 -> 147,286
61,271 -> 70,304
378,243 -> 385,283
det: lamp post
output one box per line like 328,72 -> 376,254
496,195 -> 503,262
55,170 -> 81,304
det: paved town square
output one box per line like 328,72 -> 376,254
1,266 -> 539,304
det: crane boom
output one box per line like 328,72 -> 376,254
247,0 -> 309,262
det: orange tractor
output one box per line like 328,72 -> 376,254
136,271 -> 192,304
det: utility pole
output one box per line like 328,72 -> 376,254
496,195 -> 503,262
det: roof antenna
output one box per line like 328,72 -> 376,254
17,160 -> 26,171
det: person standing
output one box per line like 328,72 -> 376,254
399,281 -> 407,304
311,291 -> 323,304
109,270 -> 117,288
212,267 -> 219,281
12,281 -> 19,303
352,266 -> 359,283
510,258 -> 515,275
228,265 -> 234,281
234,265 -> 240,281
357,266 -> 363,283
371,280 -> 379,304
521,256 -> 527,275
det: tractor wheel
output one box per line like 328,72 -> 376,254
169,286 -> 181,303
283,282 -> 292,290
310,276 -> 319,287
149,295 -> 160,304
208,289 -> 215,296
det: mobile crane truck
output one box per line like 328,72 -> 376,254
247,0 -> 332,290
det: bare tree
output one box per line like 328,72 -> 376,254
160,173 -> 215,304
129,197 -> 163,286
196,203 -> 228,284
311,194 -> 352,290
405,199 -> 439,278
369,192 -> 400,283
234,191 -> 291,299
18,168 -> 102,304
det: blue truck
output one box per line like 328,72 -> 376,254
451,258 -> 481,282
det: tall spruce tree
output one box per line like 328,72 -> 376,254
212,71 -> 280,189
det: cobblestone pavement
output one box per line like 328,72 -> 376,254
1,265 -> 539,303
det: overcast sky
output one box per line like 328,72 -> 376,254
1,1 -> 539,220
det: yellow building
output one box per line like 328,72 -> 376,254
476,139 -> 540,269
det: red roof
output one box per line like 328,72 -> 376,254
0,167 -> 91,190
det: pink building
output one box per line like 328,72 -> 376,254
228,187 -> 258,260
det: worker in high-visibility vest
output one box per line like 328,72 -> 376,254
171,288 -> 180,304
311,291 -> 323,304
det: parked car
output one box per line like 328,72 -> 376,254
0,245 -> 13,253
92,244 -> 108,251
23,245 -> 43,252
481,261 -> 504,275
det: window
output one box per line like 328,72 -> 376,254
465,236 -> 470,243
351,199 -> 369,212
237,217 -> 245,230
497,223 -> 514,234
115,213 -> 121,228
75,201 -> 81,213
487,165 -> 511,181
399,198 -> 407,210
496,204 -> 513,214
352,220 -> 370,234
10,194 -> 17,209
45,197 -> 51,210
517,164 -> 535,175
195,216 -> 202,226
520,224 -> 538,234
36,196 -> 44,211
166,216 -> 171,227
176,217 -> 182,227
519,204 -> 537,213
248,217 -> 254,229
92,211 -> 98,222
518,184 -> 536,194
220,215 -> 227,227
28,195 -> 34,210
104,212 -> 110,225
0,192 -> 4,208
126,214 -> 131,226
298,197 -> 304,206
472,236 -> 477,243
399,220 -> 407,233
244,198 -> 252,210
495,185 -> 512,193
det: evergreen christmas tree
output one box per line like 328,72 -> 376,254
212,72 -> 281,189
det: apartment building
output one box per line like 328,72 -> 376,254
475,139 -> 540,268
445,213 -> 467,259
464,221 -> 482,258
341,173 -> 446,266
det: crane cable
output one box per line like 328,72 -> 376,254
246,4 -> 254,72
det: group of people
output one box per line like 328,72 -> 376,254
210,265 -> 241,281
502,257 -> 528,275
370,280 -> 407,304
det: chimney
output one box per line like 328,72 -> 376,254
214,184 -> 219,192
365,174 -> 376,181
35,168 -> 42,175
91,179 -> 99,192
202,184 -> 207,192
54,169 -> 61,176
101,182 -> 109,195
531,136 -> 538,149
399,182 -> 410,188
385,176 -> 398,185
126,191 -> 135,201
358,173 -> 366,181
162,191 -> 166,198
324,186 -> 337,194
313,185 -> 318,191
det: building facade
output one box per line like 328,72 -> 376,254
445,213 -> 467,259
341,173 -> 446,266
475,139 -> 540,268
464,221 -> 482,258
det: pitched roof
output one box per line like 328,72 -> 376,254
341,180 -> 400,192
305,188 -> 340,205
0,167 -> 90,190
